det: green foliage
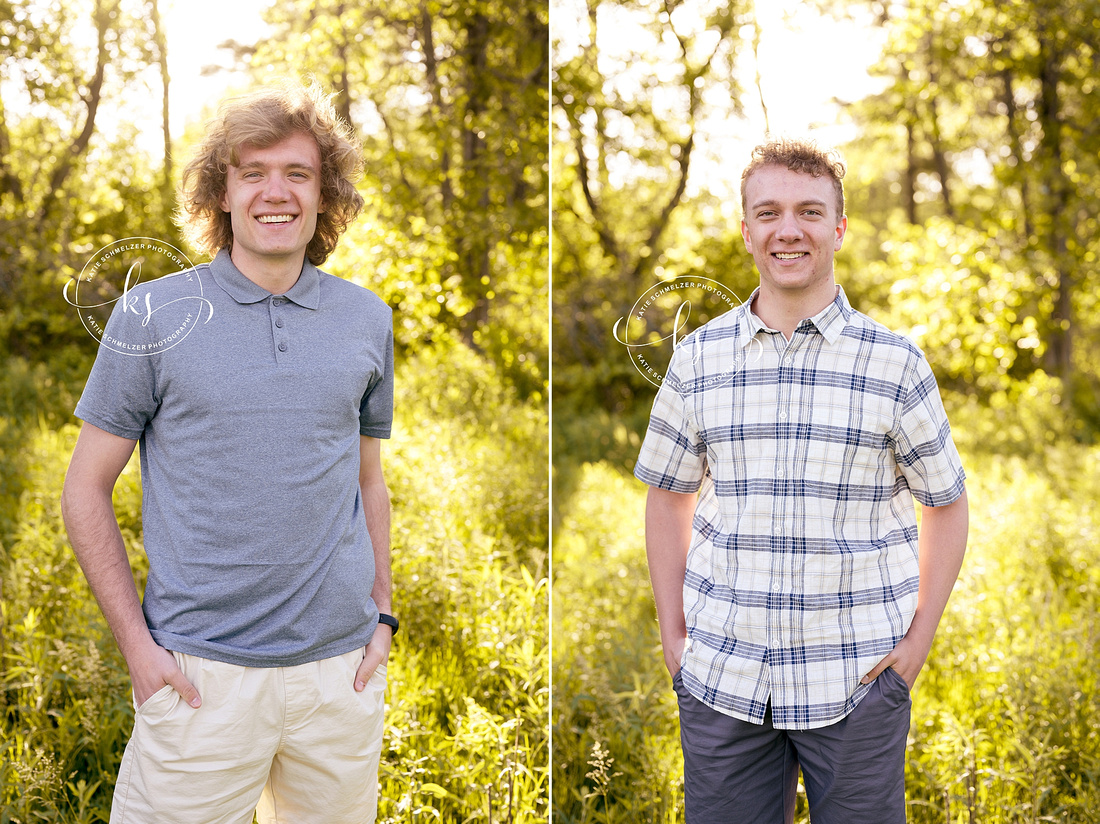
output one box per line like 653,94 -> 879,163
552,0 -> 751,421
840,216 -> 1045,397
552,463 -> 685,824
833,0 -> 1100,419
553,426 -> 1100,822
248,0 -> 549,385
0,346 -> 548,823
905,441 -> 1100,821
0,424 -> 132,824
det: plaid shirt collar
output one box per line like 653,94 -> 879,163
737,284 -> 852,349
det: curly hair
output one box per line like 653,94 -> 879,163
177,80 -> 364,266
740,138 -> 846,220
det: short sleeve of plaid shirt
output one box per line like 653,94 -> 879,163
634,287 -> 966,730
633,342 -> 709,494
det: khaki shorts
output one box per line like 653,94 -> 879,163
110,649 -> 387,824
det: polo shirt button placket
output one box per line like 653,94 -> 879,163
272,297 -> 288,360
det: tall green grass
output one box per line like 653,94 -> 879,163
0,341 -> 549,823
553,434 -> 1100,823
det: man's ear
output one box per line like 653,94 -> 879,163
834,215 -> 848,251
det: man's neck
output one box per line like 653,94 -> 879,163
752,281 -> 839,339
229,247 -> 306,296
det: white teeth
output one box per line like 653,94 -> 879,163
257,215 -> 294,223
774,253 -> 806,259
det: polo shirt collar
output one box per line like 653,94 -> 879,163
210,248 -> 321,309
738,284 -> 852,348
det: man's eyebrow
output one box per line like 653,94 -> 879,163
749,198 -> 830,211
233,160 -> 319,172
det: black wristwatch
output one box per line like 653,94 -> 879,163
377,613 -> 399,636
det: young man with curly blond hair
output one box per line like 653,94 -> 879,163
62,81 -> 395,823
636,138 -> 969,823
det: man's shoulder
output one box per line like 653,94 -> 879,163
129,262 -> 214,300
680,301 -> 747,348
840,305 -> 925,363
316,269 -> 391,315
100,262 -> 216,340
663,305 -> 748,388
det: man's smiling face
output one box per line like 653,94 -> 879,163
221,130 -> 324,277
740,164 -> 847,298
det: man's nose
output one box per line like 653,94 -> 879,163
263,176 -> 289,201
775,212 -> 803,240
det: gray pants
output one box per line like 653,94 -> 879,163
675,667 -> 911,824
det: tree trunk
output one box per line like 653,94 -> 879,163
150,0 -> 172,188
1037,22 -> 1073,392
419,2 -> 453,210
997,57 -> 1032,240
925,33 -> 954,218
36,0 -> 112,225
332,3 -> 354,130
0,90 -> 24,204
904,120 -> 918,225
458,10 -> 492,347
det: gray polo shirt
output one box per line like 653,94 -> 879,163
75,249 -> 394,667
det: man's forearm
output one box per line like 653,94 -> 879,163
362,479 -> 392,614
645,486 -> 698,673
909,488 -> 969,647
61,486 -> 154,660
862,488 -> 969,687
354,476 -> 393,689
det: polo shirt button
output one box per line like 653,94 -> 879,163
273,298 -> 284,306
275,318 -> 284,328
278,342 -> 288,352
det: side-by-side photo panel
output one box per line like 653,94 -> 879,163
0,0 -> 549,821
551,0 -> 1099,822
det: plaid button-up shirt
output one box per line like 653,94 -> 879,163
635,287 -> 966,730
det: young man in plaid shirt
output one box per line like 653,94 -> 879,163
635,138 -> 969,823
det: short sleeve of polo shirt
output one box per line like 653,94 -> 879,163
634,343 -> 708,493
359,324 -> 394,438
74,302 -> 160,440
891,352 -> 966,507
